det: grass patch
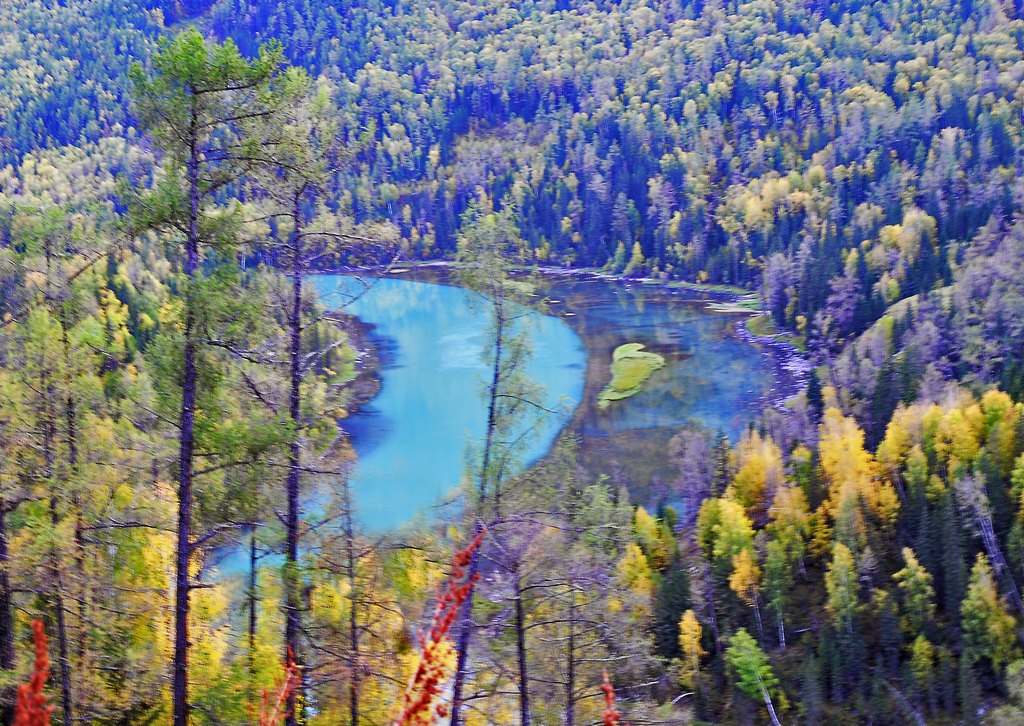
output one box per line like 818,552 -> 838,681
745,314 -> 807,351
745,313 -> 779,337
598,343 -> 666,409
706,296 -> 763,314
665,279 -> 754,297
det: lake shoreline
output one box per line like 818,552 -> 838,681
329,310 -> 385,419
321,261 -> 809,412
735,319 -> 811,411
325,259 -> 754,304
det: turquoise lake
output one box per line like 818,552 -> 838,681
311,272 -> 778,530
311,273 -> 587,530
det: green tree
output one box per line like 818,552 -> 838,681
987,660 -> 1024,725
726,628 -> 784,726
825,542 -> 859,634
653,567 -> 690,659
893,547 -> 936,634
764,538 -> 792,648
623,241 -> 645,276
961,554 -> 1019,673
128,29 -> 294,726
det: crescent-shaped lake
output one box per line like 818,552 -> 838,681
312,272 -> 780,531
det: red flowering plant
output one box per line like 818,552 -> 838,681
601,669 -> 630,726
394,529 -> 484,725
254,649 -> 302,726
14,620 -> 54,726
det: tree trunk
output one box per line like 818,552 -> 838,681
345,500 -> 360,726
62,322 -> 87,662
49,498 -> 73,726
40,327 -> 73,726
514,572 -> 530,726
0,501 -> 14,723
284,195 -> 304,726
704,565 -> 722,656
760,683 -> 782,726
565,583 -> 576,726
451,296 -> 506,726
172,98 -> 201,726
978,515 -> 1024,616
248,529 -> 258,708
450,529 -> 481,726
0,503 -> 12,671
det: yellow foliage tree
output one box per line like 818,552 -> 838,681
893,547 -> 936,633
961,554 -> 1020,673
729,548 -> 762,609
825,543 -> 858,633
768,485 -> 810,563
617,542 -> 656,604
728,430 -> 785,521
634,506 -> 672,572
818,408 -> 899,545
677,610 -> 705,689
697,498 -> 756,566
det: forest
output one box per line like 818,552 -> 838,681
4,0 -> 1024,724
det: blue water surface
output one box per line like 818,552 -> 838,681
311,274 -> 587,530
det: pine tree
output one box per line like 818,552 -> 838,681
961,554 -> 1019,673
128,30 -> 294,725
893,547 -> 936,634
726,628 -> 784,726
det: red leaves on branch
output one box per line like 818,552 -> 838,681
601,669 -> 630,726
14,620 -> 54,726
395,529 -> 484,726
256,648 -> 302,726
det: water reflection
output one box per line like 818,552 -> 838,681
312,274 -> 585,530
312,274 -> 775,530
541,278 -> 774,505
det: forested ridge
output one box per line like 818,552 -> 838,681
4,0 -> 1024,724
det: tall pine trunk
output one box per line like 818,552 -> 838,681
0,503 -> 12,670
514,572 -> 530,726
759,680 -> 782,726
48,499 -> 73,726
345,496 -> 360,726
285,195 -> 305,726
248,529 -> 259,709
40,244 -> 73,726
172,96 -> 201,726
61,320 -> 88,662
42,376 -> 73,726
564,583 -> 576,726
0,500 -> 12,723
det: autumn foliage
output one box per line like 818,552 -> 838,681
255,650 -> 302,726
395,530 -> 484,725
15,619 -> 54,726
600,669 -> 630,726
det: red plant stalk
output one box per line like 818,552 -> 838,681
394,530 -> 484,726
256,649 -> 302,726
14,619 -> 54,726
601,669 -> 630,726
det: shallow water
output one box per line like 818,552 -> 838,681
538,277 -> 775,504
314,273 -> 775,529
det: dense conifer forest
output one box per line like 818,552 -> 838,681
4,0 -> 1024,723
